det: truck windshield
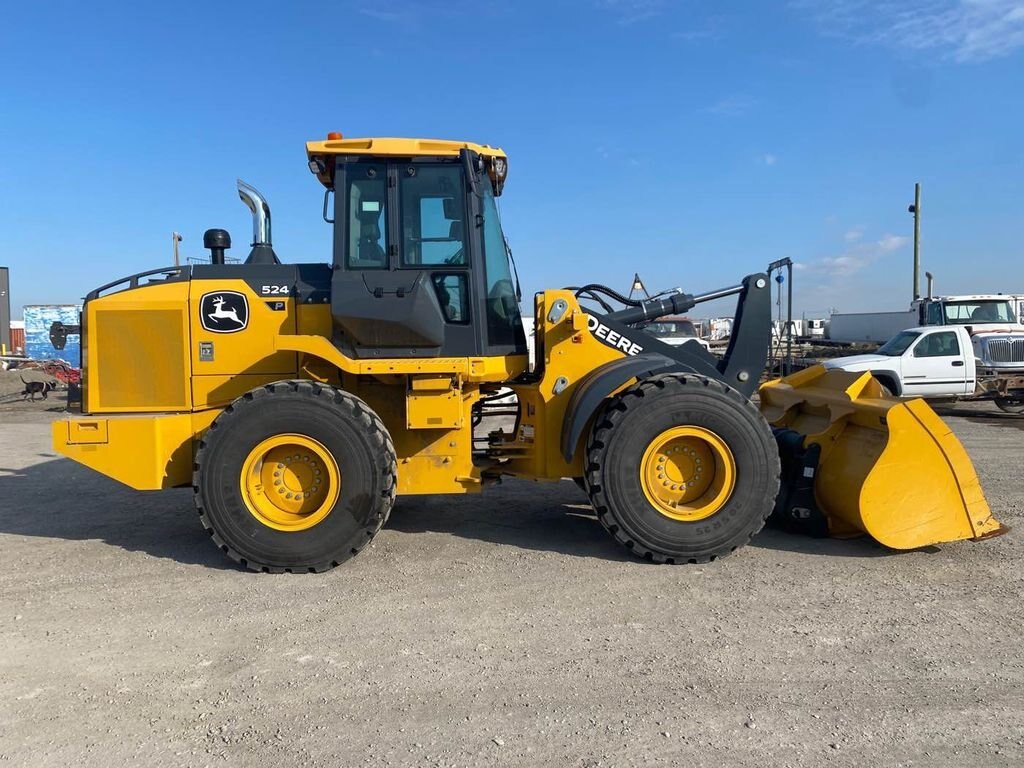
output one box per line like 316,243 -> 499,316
942,300 -> 1015,324
647,320 -> 697,337
878,330 -> 920,356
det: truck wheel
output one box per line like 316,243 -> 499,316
994,397 -> 1024,415
873,374 -> 898,398
585,374 -> 780,563
194,380 -> 396,572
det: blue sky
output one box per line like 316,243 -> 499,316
1,0 -> 1022,319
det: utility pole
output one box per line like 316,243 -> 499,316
0,266 -> 10,355
172,232 -> 183,267
908,183 -> 921,302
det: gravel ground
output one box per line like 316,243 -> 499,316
1,402 -> 1022,767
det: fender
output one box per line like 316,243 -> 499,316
868,370 -> 902,396
560,353 -> 694,462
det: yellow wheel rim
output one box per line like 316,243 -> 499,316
640,426 -> 736,522
240,434 -> 340,531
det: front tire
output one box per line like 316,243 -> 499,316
585,374 -> 780,563
194,380 -> 397,572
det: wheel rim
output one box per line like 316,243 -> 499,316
639,426 -> 737,522
240,434 -> 340,531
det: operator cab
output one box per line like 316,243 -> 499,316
308,136 -> 527,360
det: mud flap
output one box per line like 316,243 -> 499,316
760,366 -> 1007,549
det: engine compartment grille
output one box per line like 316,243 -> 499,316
984,337 -> 1024,364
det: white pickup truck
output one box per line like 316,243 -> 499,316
824,324 -> 1024,413
644,317 -> 713,352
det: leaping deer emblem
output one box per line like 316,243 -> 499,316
207,296 -> 243,327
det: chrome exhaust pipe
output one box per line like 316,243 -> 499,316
925,271 -> 934,301
237,179 -> 272,246
236,180 -> 279,264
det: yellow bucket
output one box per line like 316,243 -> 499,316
760,366 -> 1006,549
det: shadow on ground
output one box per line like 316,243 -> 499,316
388,479 -> 896,560
0,456 -> 896,570
0,457 -> 238,570
931,403 -> 1024,431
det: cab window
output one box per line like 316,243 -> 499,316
346,164 -> 388,269
432,274 -> 469,324
913,331 -> 960,358
400,166 -> 467,266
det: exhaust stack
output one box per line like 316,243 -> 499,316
925,271 -> 934,301
237,180 -> 279,264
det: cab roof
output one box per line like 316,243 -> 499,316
305,135 -> 507,189
305,136 -> 506,160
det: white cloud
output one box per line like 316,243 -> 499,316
700,94 -> 757,116
358,3 -> 415,23
802,233 -> 910,278
672,28 -> 717,42
762,153 -> 778,166
794,0 -> 1024,62
844,227 -> 863,242
672,15 -> 726,42
599,0 -> 665,24
876,233 -> 909,252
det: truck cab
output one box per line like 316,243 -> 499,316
916,294 -> 1021,330
824,325 -> 976,398
915,295 -> 1024,375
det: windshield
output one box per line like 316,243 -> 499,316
479,176 -> 524,348
646,320 -> 697,337
942,300 -> 1015,324
877,330 -> 921,356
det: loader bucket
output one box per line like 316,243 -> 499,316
759,366 -> 1006,549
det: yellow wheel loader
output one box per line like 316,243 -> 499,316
53,135 -> 1006,571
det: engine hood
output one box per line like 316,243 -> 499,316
823,354 -> 893,371
968,325 -> 1024,338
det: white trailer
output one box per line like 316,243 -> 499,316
826,310 -> 917,344
803,318 -> 826,339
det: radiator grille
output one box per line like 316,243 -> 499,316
985,338 -> 1024,364
93,309 -> 187,408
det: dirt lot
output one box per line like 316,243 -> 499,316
2,399 -> 1023,767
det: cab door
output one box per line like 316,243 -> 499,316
329,160 -> 479,359
903,329 -> 972,397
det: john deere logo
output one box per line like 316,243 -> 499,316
200,291 -> 249,333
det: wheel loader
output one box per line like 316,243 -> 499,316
53,134 -> 1006,571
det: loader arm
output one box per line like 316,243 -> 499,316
559,273 -> 773,463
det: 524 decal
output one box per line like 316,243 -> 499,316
259,284 -> 290,295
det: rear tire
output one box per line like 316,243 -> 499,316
995,397 -> 1024,415
194,380 -> 397,572
585,374 -> 780,563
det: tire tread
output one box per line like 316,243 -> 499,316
585,373 -> 780,563
193,380 -> 397,573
